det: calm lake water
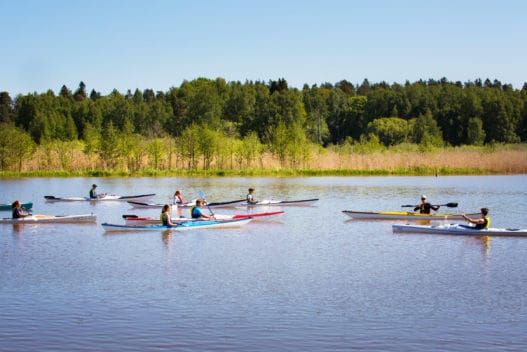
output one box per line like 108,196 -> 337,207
1,175 -> 527,351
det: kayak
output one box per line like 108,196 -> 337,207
0,214 -> 97,224
122,211 -> 284,225
0,202 -> 33,211
246,198 -> 319,206
102,218 -> 252,232
343,210 -> 481,221
127,199 -> 246,209
45,194 -> 155,202
392,223 -> 527,237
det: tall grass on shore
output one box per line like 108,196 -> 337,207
1,144 -> 526,178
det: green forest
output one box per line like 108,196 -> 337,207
1,77 -> 526,173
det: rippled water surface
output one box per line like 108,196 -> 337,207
1,176 -> 527,351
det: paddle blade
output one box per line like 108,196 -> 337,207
122,214 -> 138,219
443,202 -> 458,207
401,205 -> 416,208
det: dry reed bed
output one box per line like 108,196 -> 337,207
310,149 -> 527,173
18,147 -> 527,174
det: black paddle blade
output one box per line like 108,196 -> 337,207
122,214 -> 138,219
443,202 -> 458,207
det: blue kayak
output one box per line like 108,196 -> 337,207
102,218 -> 252,232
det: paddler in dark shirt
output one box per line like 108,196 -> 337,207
414,195 -> 440,214
11,200 -> 30,219
89,184 -> 98,199
462,208 -> 490,230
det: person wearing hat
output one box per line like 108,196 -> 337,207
414,195 -> 440,214
246,188 -> 258,204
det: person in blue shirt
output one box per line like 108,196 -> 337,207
190,199 -> 215,219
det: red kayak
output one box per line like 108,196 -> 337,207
122,211 -> 284,225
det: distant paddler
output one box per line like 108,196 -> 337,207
413,195 -> 440,214
89,184 -> 106,199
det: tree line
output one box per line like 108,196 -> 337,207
1,77 -> 526,171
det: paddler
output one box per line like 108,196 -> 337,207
462,208 -> 490,229
11,200 -> 30,219
89,184 -> 106,199
414,195 -> 440,214
246,188 -> 258,204
190,199 -> 215,220
160,204 -> 176,226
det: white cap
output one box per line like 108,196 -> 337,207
421,195 -> 426,199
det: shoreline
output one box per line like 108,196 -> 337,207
1,167 -> 524,178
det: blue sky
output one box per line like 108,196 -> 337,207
1,0 -> 526,96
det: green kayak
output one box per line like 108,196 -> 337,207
0,202 -> 33,211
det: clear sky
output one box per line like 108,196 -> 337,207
1,0 -> 526,97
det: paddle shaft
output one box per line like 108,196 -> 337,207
401,202 -> 458,208
199,190 -> 214,216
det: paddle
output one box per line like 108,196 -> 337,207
401,202 -> 458,208
198,190 -> 214,216
122,214 -> 138,219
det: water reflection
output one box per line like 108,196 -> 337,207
161,230 -> 172,251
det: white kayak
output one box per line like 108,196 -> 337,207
102,218 -> 252,232
122,211 -> 284,225
246,198 -> 319,206
127,199 -> 246,209
45,194 -> 155,202
392,223 -> 527,237
343,210 -> 481,221
0,214 -> 97,224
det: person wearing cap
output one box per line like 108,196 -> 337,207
414,195 -> 440,214
246,188 -> 258,204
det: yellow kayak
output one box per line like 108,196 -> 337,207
342,210 -> 480,221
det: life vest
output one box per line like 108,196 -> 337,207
160,212 -> 169,226
475,216 -> 490,229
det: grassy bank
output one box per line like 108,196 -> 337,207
1,144 -> 526,178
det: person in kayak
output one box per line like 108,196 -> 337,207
11,200 -> 30,219
173,190 -> 184,205
160,204 -> 176,227
190,199 -> 215,220
89,184 -> 106,199
247,188 -> 258,204
414,195 -> 440,214
173,190 -> 185,217
462,208 -> 490,229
